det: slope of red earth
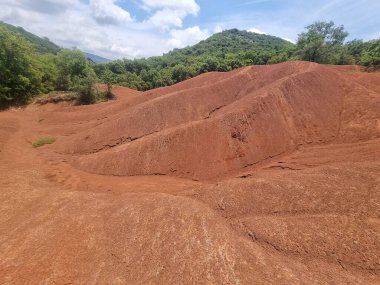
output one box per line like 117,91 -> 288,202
0,61 -> 379,284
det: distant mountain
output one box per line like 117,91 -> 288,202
116,28 -> 295,71
118,28 -> 295,73
165,29 -> 294,58
0,21 -> 60,54
85,53 -> 111,64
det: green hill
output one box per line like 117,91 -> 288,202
0,21 -> 60,54
168,29 -> 293,57
144,29 -> 294,69
98,29 -> 296,90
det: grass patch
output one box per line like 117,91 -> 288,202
32,137 -> 56,148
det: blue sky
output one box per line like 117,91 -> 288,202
0,0 -> 379,59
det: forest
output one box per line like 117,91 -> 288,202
0,21 -> 379,107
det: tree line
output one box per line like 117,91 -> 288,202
94,22 -> 380,91
0,21 -> 379,107
0,25 -> 114,107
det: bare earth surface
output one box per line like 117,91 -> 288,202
0,61 -> 379,284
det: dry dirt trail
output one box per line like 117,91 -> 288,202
0,61 -> 379,284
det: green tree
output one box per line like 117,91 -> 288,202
155,69 -> 174,87
37,53 -> 58,93
55,48 -> 88,90
102,69 -> 116,99
73,67 -> 98,105
360,39 -> 380,69
0,26 -> 43,106
297,21 -> 349,63
268,45 -> 298,64
346,40 -> 368,63
305,21 -> 348,45
170,64 -> 193,83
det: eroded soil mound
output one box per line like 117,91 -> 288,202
0,61 -> 379,284
50,61 -> 379,180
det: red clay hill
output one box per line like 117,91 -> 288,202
0,61 -> 379,284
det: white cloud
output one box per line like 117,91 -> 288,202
110,44 -> 143,58
143,0 -> 200,29
0,0 -> 210,59
90,0 -> 133,25
148,8 -> 187,29
0,1 -> 151,59
0,0 -> 79,14
0,0 -> 205,59
168,26 -> 209,48
247,27 -> 265,34
141,0 -> 199,14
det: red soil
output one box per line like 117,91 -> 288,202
0,61 -> 379,284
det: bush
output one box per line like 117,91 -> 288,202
73,67 -> 98,105
361,40 -> 380,69
32,137 -> 56,148
102,69 -> 116,100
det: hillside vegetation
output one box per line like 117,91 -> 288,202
0,21 -> 379,107
177,29 -> 292,53
0,21 -> 60,54
94,23 -> 379,91
93,29 -> 296,90
0,25 -> 108,107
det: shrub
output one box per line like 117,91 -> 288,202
103,74 -> 116,99
73,67 -> 98,105
361,39 -> 380,69
32,137 -> 56,148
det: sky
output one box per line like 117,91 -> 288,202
0,0 -> 379,60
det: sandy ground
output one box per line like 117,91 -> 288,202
0,61 -> 379,284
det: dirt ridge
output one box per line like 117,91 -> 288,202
0,61 -> 379,284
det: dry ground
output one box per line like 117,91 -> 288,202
0,61 -> 379,284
